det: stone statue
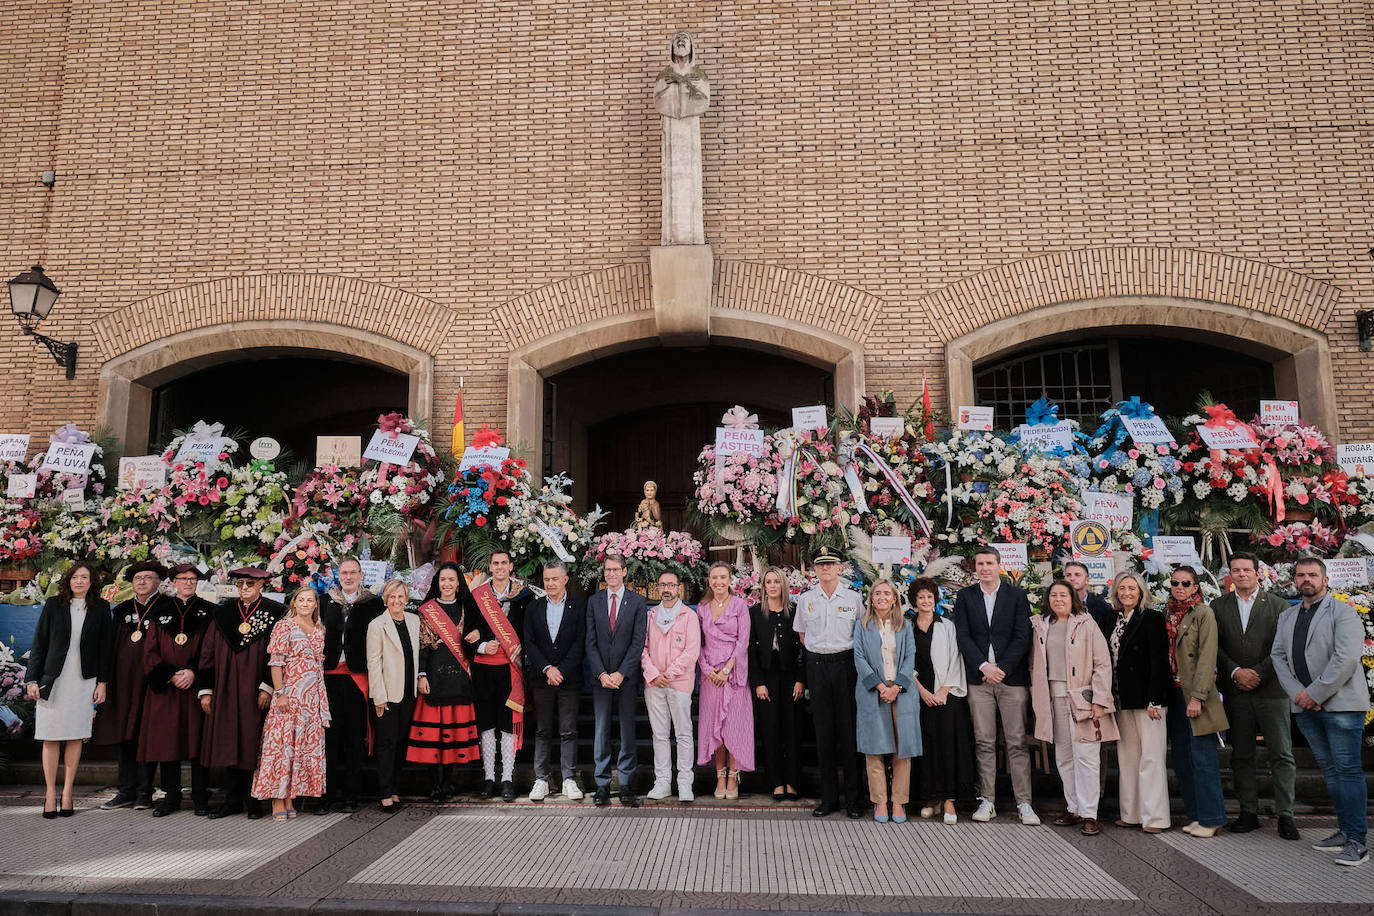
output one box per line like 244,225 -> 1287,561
633,480 -> 663,530
654,31 -> 710,245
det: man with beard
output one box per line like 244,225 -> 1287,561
319,557 -> 384,813
198,567 -> 285,819
95,561 -> 170,811
139,564 -> 216,816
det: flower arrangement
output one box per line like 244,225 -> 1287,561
492,473 -> 607,580
444,431 -> 530,532
214,464 -> 289,551
0,641 -> 33,736
692,440 -> 778,533
1087,401 -> 1185,515
360,413 -> 444,523
25,424 -> 109,501
767,427 -> 857,543
579,527 -> 707,590
972,456 -> 1082,558
269,526 -> 354,591
0,505 -> 43,563
292,463 -> 370,543
1249,418 -> 1353,523
1257,520 -> 1342,559
837,425 -> 937,540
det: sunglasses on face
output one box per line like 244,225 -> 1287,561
1169,580 -> 1195,588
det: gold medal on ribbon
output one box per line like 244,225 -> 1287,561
130,630 -> 143,643
238,621 -> 252,635
174,633 -> 188,646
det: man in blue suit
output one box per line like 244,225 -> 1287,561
953,545 -> 1039,826
586,554 -> 648,806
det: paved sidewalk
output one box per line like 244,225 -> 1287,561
2,790 -> 1370,914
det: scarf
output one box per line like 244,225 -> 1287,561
655,602 -> 682,633
1164,593 -> 1203,686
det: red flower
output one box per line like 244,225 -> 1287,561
216,477 -> 229,488
474,515 -> 487,527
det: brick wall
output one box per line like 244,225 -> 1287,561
0,0 -> 1369,449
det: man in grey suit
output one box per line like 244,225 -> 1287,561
1214,552 -> 1298,840
586,554 -> 648,807
1271,557 -> 1369,867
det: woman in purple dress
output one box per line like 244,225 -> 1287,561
697,561 -> 753,799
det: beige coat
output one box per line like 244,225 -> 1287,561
366,611 -> 421,707
1030,612 -> 1120,744
1173,602 -> 1229,737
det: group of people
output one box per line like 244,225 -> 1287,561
20,544 -> 1370,866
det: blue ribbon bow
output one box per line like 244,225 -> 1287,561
1025,398 -> 1059,427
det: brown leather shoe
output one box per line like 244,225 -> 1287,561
1081,818 -> 1101,836
1053,812 -> 1081,827
1142,825 -> 1165,834
1114,819 -> 1140,829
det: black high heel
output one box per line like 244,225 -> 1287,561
58,808 -> 74,817
41,806 -> 58,820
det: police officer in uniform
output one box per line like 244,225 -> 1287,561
793,546 -> 865,818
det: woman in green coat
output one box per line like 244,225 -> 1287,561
1163,566 -> 1228,837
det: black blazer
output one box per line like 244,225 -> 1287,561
1085,593 -> 1117,638
952,582 -> 1032,687
322,590 -> 385,672
1111,608 -> 1173,710
585,588 -> 648,680
748,603 -> 801,689
523,595 -> 586,685
25,595 -> 115,695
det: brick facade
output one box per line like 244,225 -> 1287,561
2,1 -> 1370,450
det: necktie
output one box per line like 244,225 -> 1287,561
609,592 -> 618,634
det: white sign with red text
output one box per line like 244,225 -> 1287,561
1337,443 -> 1374,477
957,406 -> 994,432
1260,400 -> 1300,424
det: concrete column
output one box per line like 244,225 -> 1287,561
650,244 -> 712,345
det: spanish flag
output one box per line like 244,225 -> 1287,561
922,374 -> 934,441
452,387 -> 465,456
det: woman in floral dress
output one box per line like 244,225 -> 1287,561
252,587 -> 330,819
697,561 -> 754,799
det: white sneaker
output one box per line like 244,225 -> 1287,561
647,781 -> 672,800
562,777 -> 583,801
972,798 -> 996,822
943,811 -> 958,825
678,780 -> 694,804
1018,803 -> 1041,826
528,779 -> 549,802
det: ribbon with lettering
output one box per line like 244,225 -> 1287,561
850,440 -> 932,538
417,599 -> 474,678
470,582 -> 525,747
1006,397 -> 1086,457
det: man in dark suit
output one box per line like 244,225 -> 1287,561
1214,552 -> 1298,840
953,545 -> 1038,825
522,559 -> 586,803
1063,560 -> 1115,636
319,557 -> 384,814
585,553 -> 648,806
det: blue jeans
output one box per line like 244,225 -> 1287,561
1166,687 -> 1227,827
1296,710 -> 1368,845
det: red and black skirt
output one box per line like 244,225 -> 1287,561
405,696 -> 479,765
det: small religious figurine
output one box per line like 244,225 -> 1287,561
634,480 -> 663,530
654,31 -> 710,245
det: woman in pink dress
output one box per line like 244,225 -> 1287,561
252,587 -> 330,819
697,561 -> 754,799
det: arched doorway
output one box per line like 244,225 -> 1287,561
974,332 -> 1277,429
147,351 -> 409,463
546,346 -> 833,529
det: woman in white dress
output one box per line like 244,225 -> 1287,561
25,562 -> 113,818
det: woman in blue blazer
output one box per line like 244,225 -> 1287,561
854,580 -> 921,823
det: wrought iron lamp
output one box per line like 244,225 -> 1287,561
7,264 -> 76,378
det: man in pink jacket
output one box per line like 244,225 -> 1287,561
642,571 -> 701,803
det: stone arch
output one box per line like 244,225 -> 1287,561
498,260 -> 874,470
93,273 -> 451,449
944,298 -> 1340,437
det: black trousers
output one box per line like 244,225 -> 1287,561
117,739 -> 154,798
149,760 -> 208,805
754,669 -> 801,790
531,684 -> 580,781
372,696 -> 416,799
220,766 -> 255,809
807,650 -> 861,807
324,674 -> 370,803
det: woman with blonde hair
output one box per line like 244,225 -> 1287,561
853,579 -> 920,822
697,561 -> 753,799
252,587 -> 331,819
748,566 -> 803,800
367,579 -> 421,810
1108,570 -> 1172,833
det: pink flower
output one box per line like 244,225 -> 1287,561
1128,449 -> 1139,459
198,496 -> 210,505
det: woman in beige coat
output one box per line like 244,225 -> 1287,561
1030,581 -> 1118,836
366,579 -> 422,810
1163,565 -> 1228,837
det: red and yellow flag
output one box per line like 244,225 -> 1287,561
922,374 -> 935,441
452,387 -> 465,455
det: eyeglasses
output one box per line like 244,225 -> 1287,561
1168,580 -> 1195,588
173,576 -> 198,582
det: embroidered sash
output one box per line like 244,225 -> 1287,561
418,600 -> 473,678
471,582 -> 526,746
